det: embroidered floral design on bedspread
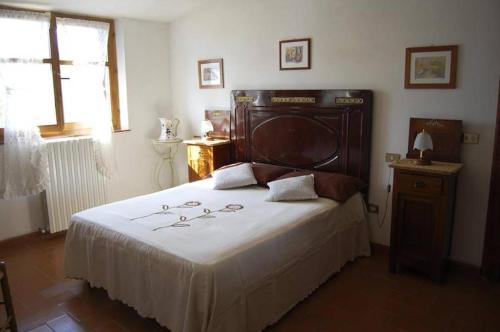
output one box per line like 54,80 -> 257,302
129,201 -> 202,221
130,201 -> 244,230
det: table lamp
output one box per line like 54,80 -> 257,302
413,129 -> 433,165
201,120 -> 214,140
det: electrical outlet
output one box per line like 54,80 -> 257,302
463,132 -> 480,144
385,153 -> 401,163
368,204 -> 379,214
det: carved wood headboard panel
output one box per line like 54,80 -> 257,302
230,90 -> 373,185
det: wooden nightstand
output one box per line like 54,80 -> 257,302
389,159 -> 462,282
184,139 -> 231,182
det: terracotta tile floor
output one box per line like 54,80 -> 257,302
1,234 -> 499,332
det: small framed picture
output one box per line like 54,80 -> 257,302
405,45 -> 458,89
198,58 -> 224,89
279,38 -> 311,70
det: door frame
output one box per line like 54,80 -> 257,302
481,80 -> 500,280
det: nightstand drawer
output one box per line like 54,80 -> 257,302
188,145 -> 212,160
398,173 -> 442,196
197,146 -> 212,160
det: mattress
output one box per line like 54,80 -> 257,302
65,178 -> 370,332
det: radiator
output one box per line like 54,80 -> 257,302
45,137 -> 108,233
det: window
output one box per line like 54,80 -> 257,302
0,6 -> 121,142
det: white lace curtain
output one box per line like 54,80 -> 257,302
0,9 -> 50,199
56,17 -> 115,178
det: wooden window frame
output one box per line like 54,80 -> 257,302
0,5 -> 121,143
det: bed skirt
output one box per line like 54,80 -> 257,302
65,219 -> 370,332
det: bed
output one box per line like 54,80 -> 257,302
65,89 -> 373,332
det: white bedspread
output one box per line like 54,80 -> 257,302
65,179 -> 370,332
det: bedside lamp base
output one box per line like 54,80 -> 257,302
415,158 -> 432,166
414,149 -> 432,165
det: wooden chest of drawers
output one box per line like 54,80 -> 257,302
185,139 -> 230,182
389,159 -> 462,282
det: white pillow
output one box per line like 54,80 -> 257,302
213,163 -> 257,189
266,174 -> 318,202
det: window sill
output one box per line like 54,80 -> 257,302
113,129 -> 131,133
0,128 -> 131,145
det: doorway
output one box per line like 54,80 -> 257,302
481,80 -> 500,280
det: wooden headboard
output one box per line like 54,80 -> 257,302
230,90 -> 373,185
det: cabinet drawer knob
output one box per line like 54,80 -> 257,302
414,180 -> 426,188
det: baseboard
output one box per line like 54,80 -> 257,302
0,230 -> 66,249
0,232 -> 40,247
449,259 -> 480,273
369,242 -> 480,273
370,242 -> 390,254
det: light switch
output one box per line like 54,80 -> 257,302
463,133 -> 480,144
385,153 -> 401,162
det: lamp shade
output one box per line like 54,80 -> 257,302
413,130 -> 433,151
201,120 -> 214,136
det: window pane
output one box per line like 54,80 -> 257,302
0,62 -> 56,127
0,14 -> 50,59
60,64 -> 111,124
56,18 -> 109,62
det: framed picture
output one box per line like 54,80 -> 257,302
279,38 -> 311,70
405,45 -> 458,89
198,58 -> 224,89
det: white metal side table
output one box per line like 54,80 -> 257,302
152,138 -> 183,189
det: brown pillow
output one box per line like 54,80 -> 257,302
251,163 -> 293,187
276,171 -> 366,202
217,162 -> 244,170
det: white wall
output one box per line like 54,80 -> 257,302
0,18 -> 170,240
169,0 -> 500,265
108,18 -> 171,202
